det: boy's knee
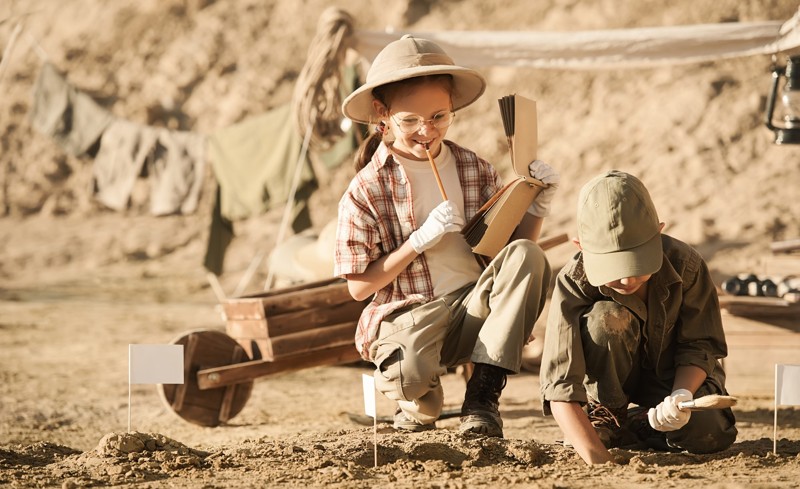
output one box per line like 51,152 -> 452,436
584,301 -> 638,338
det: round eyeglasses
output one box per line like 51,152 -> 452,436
390,111 -> 456,134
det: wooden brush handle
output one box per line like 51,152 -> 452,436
678,394 -> 738,411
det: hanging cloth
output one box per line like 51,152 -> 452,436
208,102 -> 317,223
30,62 -> 113,156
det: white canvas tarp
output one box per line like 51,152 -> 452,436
354,10 -> 800,69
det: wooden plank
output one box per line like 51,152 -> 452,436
170,331 -> 198,412
725,331 -> 800,348
261,281 -> 355,316
223,321 -> 274,361
226,319 -> 268,342
718,295 -> 800,317
539,232 -> 569,251
227,278 -> 353,317
225,279 -> 355,317
196,344 -> 362,389
218,346 -> 246,423
771,238 -> 800,254
222,300 -> 265,320
269,321 -> 356,358
261,300 -> 366,337
237,277 -> 342,299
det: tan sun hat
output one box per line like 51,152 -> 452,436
342,35 -> 487,124
577,170 -> 663,287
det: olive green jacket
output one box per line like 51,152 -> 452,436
540,234 -> 728,415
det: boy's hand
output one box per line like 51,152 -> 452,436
648,389 -> 692,432
409,200 -> 465,253
528,160 -> 560,217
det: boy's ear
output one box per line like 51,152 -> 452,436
572,237 -> 582,250
658,222 -> 666,233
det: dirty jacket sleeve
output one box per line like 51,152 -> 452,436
539,252 -> 600,415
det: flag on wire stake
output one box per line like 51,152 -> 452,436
362,373 -> 378,467
128,344 -> 184,433
774,363 -> 800,454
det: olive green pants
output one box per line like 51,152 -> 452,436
582,300 -> 737,453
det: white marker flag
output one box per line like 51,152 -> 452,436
776,364 -> 800,406
362,373 -> 376,418
773,363 -> 800,454
362,373 -> 378,467
129,344 -> 184,385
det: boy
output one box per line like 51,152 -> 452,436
540,170 -> 737,464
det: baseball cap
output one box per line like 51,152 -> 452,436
577,170 -> 663,286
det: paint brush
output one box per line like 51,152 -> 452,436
677,394 -> 738,411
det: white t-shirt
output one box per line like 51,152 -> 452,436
393,145 -> 482,296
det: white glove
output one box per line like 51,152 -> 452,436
648,388 -> 693,432
527,160 -> 560,217
409,200 -> 465,254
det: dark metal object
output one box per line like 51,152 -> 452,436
765,55 -> 800,144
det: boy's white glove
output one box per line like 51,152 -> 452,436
648,389 -> 693,432
528,160 -> 560,217
409,200 -> 465,254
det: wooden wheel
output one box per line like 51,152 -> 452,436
158,329 -> 254,427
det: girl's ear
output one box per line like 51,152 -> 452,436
373,100 -> 388,119
572,237 -> 582,250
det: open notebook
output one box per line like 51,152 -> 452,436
462,94 -> 546,258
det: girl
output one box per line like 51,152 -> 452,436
335,35 -> 559,437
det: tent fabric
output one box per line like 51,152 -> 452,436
353,11 -> 800,69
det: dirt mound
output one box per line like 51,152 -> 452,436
2,425 -> 799,487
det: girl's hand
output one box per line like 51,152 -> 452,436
528,160 -> 560,217
409,200 -> 465,253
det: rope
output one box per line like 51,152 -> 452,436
292,7 -> 354,151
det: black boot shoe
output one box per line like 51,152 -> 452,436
459,363 -> 507,438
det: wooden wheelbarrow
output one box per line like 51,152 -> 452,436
158,277 -> 367,427
158,233 -> 570,427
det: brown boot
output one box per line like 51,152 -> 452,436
587,403 -> 642,449
459,363 -> 507,438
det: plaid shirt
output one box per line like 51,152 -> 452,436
335,140 -> 502,360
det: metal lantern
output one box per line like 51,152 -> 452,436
765,55 -> 800,144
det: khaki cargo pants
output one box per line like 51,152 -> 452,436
368,240 -> 551,424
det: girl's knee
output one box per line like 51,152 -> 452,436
373,348 -> 441,402
505,239 -> 548,271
